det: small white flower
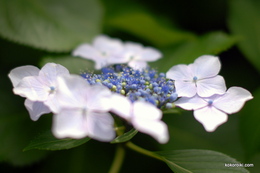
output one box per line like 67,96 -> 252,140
122,42 -> 162,70
110,94 -> 169,143
73,35 -> 126,69
52,75 -> 115,142
174,87 -> 253,132
166,55 -> 226,97
8,63 -> 70,120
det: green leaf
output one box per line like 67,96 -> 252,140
0,0 -> 102,52
24,130 -> 90,151
157,149 -> 249,173
40,55 -> 95,74
239,87 -> 260,158
111,129 -> 138,144
152,31 -> 237,72
106,11 -> 195,47
228,0 -> 260,73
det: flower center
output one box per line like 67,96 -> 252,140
193,76 -> 198,82
49,86 -> 56,94
208,100 -> 213,106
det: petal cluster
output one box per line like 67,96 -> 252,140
8,63 -> 70,120
175,87 -> 253,131
166,55 -> 226,97
110,94 -> 169,143
73,35 -> 162,70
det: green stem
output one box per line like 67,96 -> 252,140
108,144 -> 126,173
125,141 -> 164,162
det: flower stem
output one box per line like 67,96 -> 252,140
125,141 -> 164,161
108,144 -> 125,173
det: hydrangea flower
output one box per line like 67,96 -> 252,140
73,35 -> 162,70
121,42 -> 162,70
52,75 -> 115,142
8,63 -> 70,121
174,87 -> 253,132
110,94 -> 169,144
82,65 -> 178,108
166,55 -> 226,97
73,35 -> 126,69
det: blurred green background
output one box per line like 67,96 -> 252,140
0,0 -> 260,172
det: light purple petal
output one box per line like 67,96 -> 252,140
73,44 -> 100,60
52,108 -> 88,139
194,106 -> 228,132
24,99 -> 51,121
87,112 -> 115,142
213,87 -> 253,114
166,64 -> 193,81
137,47 -> 162,61
56,75 -> 90,108
132,119 -> 169,144
39,63 -> 70,85
196,75 -> 226,97
191,55 -> 221,79
110,94 -> 132,120
174,80 -> 197,97
131,101 -> 168,143
13,76 -> 49,101
128,60 -> 148,70
94,35 -> 124,52
8,65 -> 40,87
174,95 -> 208,110
85,85 -> 112,111
43,94 -> 60,113
133,101 -> 162,120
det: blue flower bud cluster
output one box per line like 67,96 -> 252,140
81,65 -> 178,109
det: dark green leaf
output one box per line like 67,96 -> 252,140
40,55 -> 95,74
239,87 -> 260,158
228,0 -> 260,73
106,11 -> 195,47
0,0 -> 102,52
152,31 -> 237,72
24,130 -> 90,151
111,129 -> 138,144
157,149 -> 249,173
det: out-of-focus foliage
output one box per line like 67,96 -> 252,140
0,0 -> 260,172
0,0 -> 102,52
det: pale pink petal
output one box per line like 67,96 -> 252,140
110,94 -> 132,120
194,106 -> 228,132
24,99 -> 51,121
52,109 -> 88,139
8,65 -> 39,87
191,55 -> 221,79
132,119 -> 169,144
174,80 -> 197,97
13,76 -> 49,101
174,95 -> 208,110
166,64 -> 193,81
214,87 -> 253,114
87,112 -> 115,142
196,75 -> 226,97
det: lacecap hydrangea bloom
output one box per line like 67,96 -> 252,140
8,34 -> 253,144
73,35 -> 162,70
